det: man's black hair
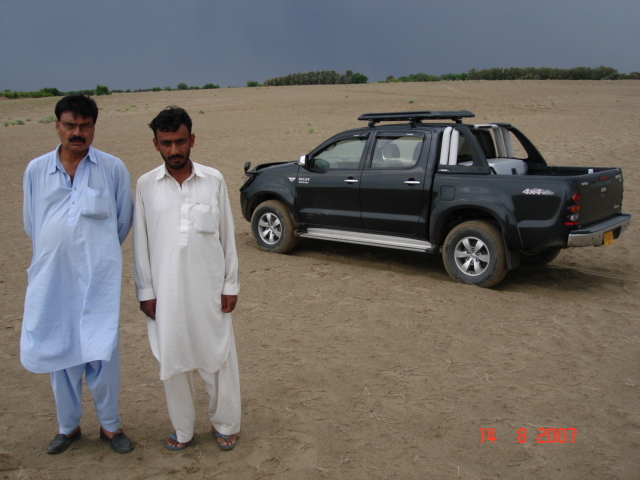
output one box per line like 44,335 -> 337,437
55,94 -> 99,123
149,106 -> 192,136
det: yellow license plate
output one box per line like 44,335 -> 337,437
603,230 -> 614,246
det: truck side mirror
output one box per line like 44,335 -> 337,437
299,154 -> 308,167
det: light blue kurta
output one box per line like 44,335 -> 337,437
21,146 -> 133,373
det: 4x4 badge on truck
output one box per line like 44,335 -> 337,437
522,188 -> 554,195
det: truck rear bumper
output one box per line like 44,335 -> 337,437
567,214 -> 631,247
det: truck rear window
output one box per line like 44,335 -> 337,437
371,136 -> 422,169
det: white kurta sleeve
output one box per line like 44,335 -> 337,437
217,176 -> 240,296
133,180 -> 156,302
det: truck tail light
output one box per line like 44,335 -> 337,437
565,192 -> 581,225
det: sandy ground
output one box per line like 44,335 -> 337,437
0,81 -> 638,480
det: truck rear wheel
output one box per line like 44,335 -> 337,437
519,248 -> 561,266
251,200 -> 298,254
443,220 -> 508,288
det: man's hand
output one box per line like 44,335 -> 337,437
139,299 -> 157,320
221,295 -> 238,313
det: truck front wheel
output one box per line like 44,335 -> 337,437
443,221 -> 508,288
251,200 -> 298,254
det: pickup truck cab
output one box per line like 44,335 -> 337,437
240,111 -> 631,287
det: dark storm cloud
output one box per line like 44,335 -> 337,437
1,0 -> 638,92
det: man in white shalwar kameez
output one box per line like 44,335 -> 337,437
133,107 -> 240,451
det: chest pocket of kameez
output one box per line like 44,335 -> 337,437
81,187 -> 110,220
194,203 -> 219,234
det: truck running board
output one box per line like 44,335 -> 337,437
297,228 -> 436,253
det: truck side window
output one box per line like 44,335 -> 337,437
313,138 -> 367,170
372,136 -> 422,169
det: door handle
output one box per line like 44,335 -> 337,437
404,180 -> 421,185
344,178 -> 359,184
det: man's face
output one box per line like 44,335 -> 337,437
153,124 -> 195,170
56,111 -> 96,155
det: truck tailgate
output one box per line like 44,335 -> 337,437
577,169 -> 623,226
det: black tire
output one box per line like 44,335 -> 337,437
519,248 -> 561,266
442,220 -> 508,288
251,200 -> 298,254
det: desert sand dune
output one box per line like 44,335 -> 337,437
0,80 -> 638,479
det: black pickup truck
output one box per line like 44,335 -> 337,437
239,111 -> 631,287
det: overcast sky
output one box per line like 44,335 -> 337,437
1,0 -> 638,92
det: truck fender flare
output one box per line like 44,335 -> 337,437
247,182 -> 298,222
430,197 -> 523,252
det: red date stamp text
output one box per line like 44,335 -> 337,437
479,427 -> 577,444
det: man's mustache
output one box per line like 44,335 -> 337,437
69,136 -> 85,143
169,154 -> 185,160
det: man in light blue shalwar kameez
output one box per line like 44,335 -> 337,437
21,95 -> 134,454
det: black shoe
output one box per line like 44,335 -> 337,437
100,428 -> 133,454
47,427 -> 81,454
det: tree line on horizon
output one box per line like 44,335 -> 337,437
263,69 -> 368,86
388,66 -> 638,83
461,66 -> 637,81
0,82 -> 224,99
2,66 -> 638,100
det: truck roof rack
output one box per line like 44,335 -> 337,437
358,110 -> 475,127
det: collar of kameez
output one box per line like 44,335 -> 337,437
191,161 -> 206,178
49,145 -> 97,174
155,160 -> 205,181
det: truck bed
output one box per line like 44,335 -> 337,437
527,165 -> 618,176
